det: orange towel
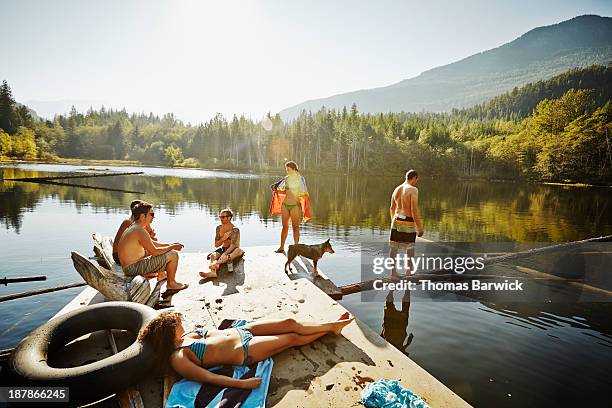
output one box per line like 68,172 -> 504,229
269,176 -> 311,223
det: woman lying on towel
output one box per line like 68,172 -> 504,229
138,310 -> 354,389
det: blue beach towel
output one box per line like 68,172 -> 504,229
166,319 -> 273,408
361,379 -> 430,408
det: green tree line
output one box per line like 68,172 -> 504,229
1,65 -> 611,183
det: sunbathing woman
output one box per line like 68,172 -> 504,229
138,310 -> 354,389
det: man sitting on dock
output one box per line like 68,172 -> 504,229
389,169 -> 423,277
118,201 -> 188,291
112,199 -> 157,265
199,208 -> 244,279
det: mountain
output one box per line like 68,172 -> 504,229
456,63 -> 612,120
279,15 -> 612,119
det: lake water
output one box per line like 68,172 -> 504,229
1,163 -> 611,407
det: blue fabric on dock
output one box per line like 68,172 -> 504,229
361,379 -> 430,408
165,319 -> 273,408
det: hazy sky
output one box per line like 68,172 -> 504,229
1,0 -> 611,123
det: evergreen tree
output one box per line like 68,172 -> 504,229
108,120 -> 125,159
0,80 -> 19,134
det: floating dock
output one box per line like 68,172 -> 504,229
56,246 -> 471,407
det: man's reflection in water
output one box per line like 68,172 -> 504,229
381,290 -> 414,355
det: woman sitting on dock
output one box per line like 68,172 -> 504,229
112,199 -> 157,265
138,310 -> 354,389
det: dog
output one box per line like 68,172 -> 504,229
285,239 -> 335,276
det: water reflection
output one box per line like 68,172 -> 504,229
2,165 -> 611,241
2,164 -> 612,408
381,290 -> 414,355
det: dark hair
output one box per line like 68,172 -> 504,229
130,200 -> 144,210
138,310 -> 182,374
285,161 -> 299,172
131,201 -> 153,221
219,208 -> 233,219
406,169 -> 418,181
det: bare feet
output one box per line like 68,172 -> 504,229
274,248 -> 285,253
332,312 -> 354,334
199,271 -> 217,279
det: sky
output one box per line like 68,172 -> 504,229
1,0 -> 611,123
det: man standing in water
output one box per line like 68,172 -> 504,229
118,201 -> 188,291
389,169 -> 423,277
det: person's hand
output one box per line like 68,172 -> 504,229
241,377 -> 262,389
417,229 -> 424,238
222,231 -> 232,240
172,243 -> 185,251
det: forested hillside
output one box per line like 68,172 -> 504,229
455,64 -> 612,120
1,66 -> 611,183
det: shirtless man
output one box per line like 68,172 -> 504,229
112,200 -> 157,265
389,169 -> 423,277
199,208 -> 244,279
118,201 -> 188,291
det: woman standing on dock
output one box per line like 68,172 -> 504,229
138,311 -> 353,389
269,161 -> 311,253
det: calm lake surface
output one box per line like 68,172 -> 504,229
1,163 -> 611,407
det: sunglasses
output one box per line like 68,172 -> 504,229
220,215 -> 230,219
148,212 -> 155,218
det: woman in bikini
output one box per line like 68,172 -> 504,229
138,311 -> 354,389
271,161 -> 309,253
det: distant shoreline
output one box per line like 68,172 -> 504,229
2,157 -> 611,188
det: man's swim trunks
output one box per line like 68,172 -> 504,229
390,216 -> 417,246
123,253 -> 167,276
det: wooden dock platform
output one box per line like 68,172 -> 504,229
55,246 -> 471,407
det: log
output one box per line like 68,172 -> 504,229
0,282 -> 87,303
33,179 -> 144,194
3,171 -> 144,181
340,234 -> 612,296
93,233 -> 124,275
1,275 -> 46,285
91,234 -> 164,306
71,252 -> 151,303
1,348 -> 14,363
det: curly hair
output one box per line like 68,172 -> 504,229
138,310 -> 182,374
